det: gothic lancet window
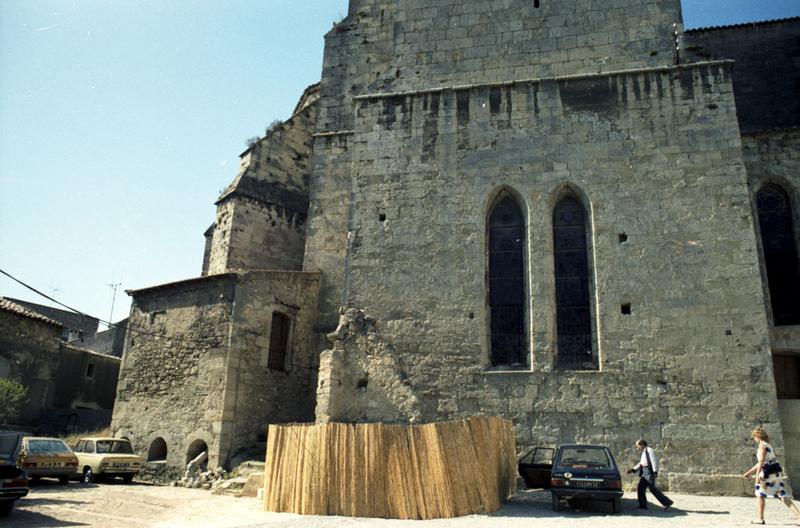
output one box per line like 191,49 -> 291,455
756,184 -> 800,326
488,195 -> 527,367
553,195 -> 596,370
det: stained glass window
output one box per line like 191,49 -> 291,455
488,196 -> 527,366
553,196 -> 596,369
756,184 -> 800,326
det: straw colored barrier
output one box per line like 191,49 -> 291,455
263,416 -> 517,519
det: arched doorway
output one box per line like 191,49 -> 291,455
147,437 -> 167,462
185,439 -> 209,471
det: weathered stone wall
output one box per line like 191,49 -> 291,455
742,129 -> 800,299
742,129 -> 800,496
0,308 -> 62,425
313,59 -> 785,493
53,344 -> 120,411
112,271 -> 321,469
111,275 -> 236,469
307,0 -> 685,329
224,271 -> 321,459
684,18 -> 800,132
207,103 -> 316,275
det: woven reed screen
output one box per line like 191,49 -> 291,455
263,416 -> 517,519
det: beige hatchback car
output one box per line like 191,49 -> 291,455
73,437 -> 143,483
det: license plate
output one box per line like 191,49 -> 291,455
113,463 -> 128,468
571,480 -> 600,488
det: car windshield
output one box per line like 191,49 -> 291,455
557,447 -> 613,469
27,439 -> 71,454
96,440 -> 133,454
0,434 -> 20,456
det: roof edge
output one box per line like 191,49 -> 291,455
685,15 -> 800,33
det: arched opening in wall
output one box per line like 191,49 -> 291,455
147,437 -> 167,462
186,439 -> 209,471
756,184 -> 800,326
487,193 -> 528,367
553,195 -> 596,370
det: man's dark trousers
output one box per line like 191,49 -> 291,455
637,467 -> 673,509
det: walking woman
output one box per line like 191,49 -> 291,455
742,426 -> 800,525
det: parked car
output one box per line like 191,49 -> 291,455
518,444 -> 624,513
73,437 -> 143,483
18,437 -> 78,484
0,432 -> 29,517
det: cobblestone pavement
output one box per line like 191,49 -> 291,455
8,479 -> 800,527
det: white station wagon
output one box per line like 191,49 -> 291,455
73,437 -> 143,483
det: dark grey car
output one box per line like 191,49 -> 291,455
0,432 -> 29,517
519,444 -> 624,513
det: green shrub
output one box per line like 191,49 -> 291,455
0,379 -> 26,423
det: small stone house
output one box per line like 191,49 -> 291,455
0,298 -> 121,432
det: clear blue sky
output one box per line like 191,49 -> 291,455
2,0 -> 799,330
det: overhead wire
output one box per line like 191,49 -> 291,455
0,267 -> 322,373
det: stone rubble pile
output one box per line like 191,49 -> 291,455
173,466 -> 226,490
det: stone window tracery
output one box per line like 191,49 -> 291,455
487,194 -> 527,367
553,195 -> 596,370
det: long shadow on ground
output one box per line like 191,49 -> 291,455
495,490 -> 731,519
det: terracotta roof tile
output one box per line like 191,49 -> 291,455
0,298 -> 63,327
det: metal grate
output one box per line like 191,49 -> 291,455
553,197 -> 596,370
488,196 -> 526,366
756,185 -> 800,326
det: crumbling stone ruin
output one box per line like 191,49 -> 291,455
112,1 -> 800,496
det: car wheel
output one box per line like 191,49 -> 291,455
122,474 -> 133,484
82,467 -> 94,484
551,493 -> 562,512
612,498 -> 621,514
58,476 -> 70,485
0,500 -> 14,517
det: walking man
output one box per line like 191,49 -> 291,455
630,439 -> 673,510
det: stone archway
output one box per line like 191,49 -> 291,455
147,437 -> 167,462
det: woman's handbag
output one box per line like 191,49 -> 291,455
762,461 -> 783,478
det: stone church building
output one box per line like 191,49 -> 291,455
111,1 -> 800,494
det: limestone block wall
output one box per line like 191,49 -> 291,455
742,129 -> 800,283
779,400 -> 800,497
207,103 -> 316,275
0,309 -> 61,425
303,134 -> 355,328
314,61 -> 784,492
742,129 -> 800,497
307,0 -> 685,329
223,271 -> 321,458
684,19 -> 800,132
111,275 -> 236,470
53,344 -> 120,411
742,128 -> 800,326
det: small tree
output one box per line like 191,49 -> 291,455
0,378 -> 26,424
